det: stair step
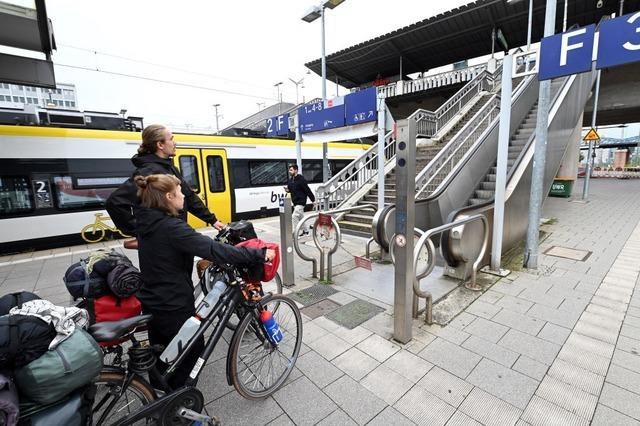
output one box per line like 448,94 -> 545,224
469,198 -> 487,205
337,220 -> 371,232
508,146 -> 521,153
480,181 -> 496,190
475,189 -> 494,199
508,152 -> 519,159
363,195 -> 395,202
507,159 -> 516,167
371,189 -> 396,196
342,213 -> 375,224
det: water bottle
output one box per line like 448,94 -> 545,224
160,316 -> 201,364
260,310 -> 283,344
196,280 -> 227,318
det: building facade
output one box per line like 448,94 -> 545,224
0,83 -> 78,110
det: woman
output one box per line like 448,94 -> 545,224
133,174 -> 274,388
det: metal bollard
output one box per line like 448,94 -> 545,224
279,196 -> 295,287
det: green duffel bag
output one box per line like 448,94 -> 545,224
14,328 -> 103,405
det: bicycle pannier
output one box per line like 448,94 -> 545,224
17,385 -> 95,426
87,294 -> 142,324
0,291 -> 40,316
0,315 -> 55,369
235,238 -> 280,282
14,329 -> 103,405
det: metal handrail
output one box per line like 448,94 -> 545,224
315,131 -> 395,209
414,95 -> 501,199
292,204 -> 378,281
411,214 -> 488,324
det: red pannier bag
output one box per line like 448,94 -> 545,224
235,238 -> 280,283
87,295 -> 142,324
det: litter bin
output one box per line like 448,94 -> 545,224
549,179 -> 573,198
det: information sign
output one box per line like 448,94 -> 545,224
345,87 -> 377,126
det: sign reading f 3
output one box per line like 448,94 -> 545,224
539,11 -> 640,81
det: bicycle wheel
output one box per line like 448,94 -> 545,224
229,294 -> 302,399
223,272 -> 283,331
93,370 -> 156,425
81,224 -> 106,243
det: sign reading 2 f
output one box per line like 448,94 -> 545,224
538,11 -> 640,81
266,113 -> 289,137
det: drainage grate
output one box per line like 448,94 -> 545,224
544,246 -> 592,262
325,299 -> 384,329
300,299 -> 341,320
289,284 -> 338,306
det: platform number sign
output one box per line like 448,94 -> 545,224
266,113 -> 289,137
539,11 -> 640,80
32,179 -> 52,208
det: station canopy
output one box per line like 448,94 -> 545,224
305,0 -> 640,89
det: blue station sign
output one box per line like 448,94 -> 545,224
298,97 -> 345,134
539,11 -> 640,81
266,113 -> 289,137
345,87 -> 377,126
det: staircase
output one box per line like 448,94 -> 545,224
337,92 -> 498,236
467,78 -> 564,206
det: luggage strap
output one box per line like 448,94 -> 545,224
80,260 -> 92,298
7,316 -> 19,361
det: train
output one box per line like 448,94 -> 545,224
0,107 -> 368,254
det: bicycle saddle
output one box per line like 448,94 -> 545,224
88,314 -> 153,342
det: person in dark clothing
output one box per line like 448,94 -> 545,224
133,174 -> 274,389
106,124 -> 224,236
285,164 -> 315,236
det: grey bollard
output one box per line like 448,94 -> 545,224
279,195 -> 295,287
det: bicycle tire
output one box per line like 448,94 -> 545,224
229,294 -> 302,399
93,370 -> 156,425
81,224 -> 106,243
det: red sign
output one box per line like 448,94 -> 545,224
317,213 -> 333,227
354,256 -> 372,271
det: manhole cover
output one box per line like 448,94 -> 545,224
325,299 -> 384,329
544,246 -> 592,262
289,284 -> 338,306
300,299 -> 341,320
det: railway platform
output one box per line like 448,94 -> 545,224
2,178 -> 640,425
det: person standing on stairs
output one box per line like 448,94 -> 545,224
285,164 -> 315,236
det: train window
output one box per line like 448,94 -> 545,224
331,160 -> 352,175
53,176 -> 111,210
302,161 -> 323,183
179,156 -> 200,192
206,156 -> 225,193
0,176 -> 33,216
249,161 -> 287,186
75,176 -> 128,188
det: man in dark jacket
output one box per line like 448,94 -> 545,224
285,164 -> 315,236
106,124 -> 224,235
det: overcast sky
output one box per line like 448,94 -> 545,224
42,0 -> 472,132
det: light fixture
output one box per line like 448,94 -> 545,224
323,0 -> 345,9
302,5 -> 321,22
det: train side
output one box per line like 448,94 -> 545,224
0,126 -> 367,254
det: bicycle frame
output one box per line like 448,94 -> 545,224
107,280 -> 265,426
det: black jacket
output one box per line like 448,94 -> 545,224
287,174 -> 315,207
135,207 -> 265,311
106,154 -> 217,235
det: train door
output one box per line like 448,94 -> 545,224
174,149 -> 208,229
200,149 -> 231,224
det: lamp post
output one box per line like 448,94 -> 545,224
212,103 -> 221,133
119,109 -> 127,119
288,77 -> 304,104
274,82 -> 283,113
302,0 -> 346,183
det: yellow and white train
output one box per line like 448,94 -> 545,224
0,112 -> 367,254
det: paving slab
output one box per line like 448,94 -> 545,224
418,338 -> 482,379
458,387 -> 521,426
323,375 -> 387,425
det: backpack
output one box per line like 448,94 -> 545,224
105,176 -> 138,236
0,315 -> 56,369
63,260 -> 110,300
0,292 -> 41,316
14,329 -> 103,405
235,238 -> 280,283
18,385 -> 95,426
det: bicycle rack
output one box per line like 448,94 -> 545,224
292,204 -> 379,282
390,213 -> 488,324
